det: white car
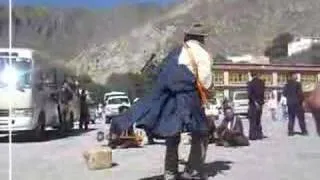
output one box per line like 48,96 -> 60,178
232,91 -> 249,116
205,98 -> 221,120
104,95 -> 131,123
104,91 -> 126,102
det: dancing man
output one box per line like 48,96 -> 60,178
110,23 -> 213,180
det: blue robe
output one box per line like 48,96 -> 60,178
110,47 -> 209,137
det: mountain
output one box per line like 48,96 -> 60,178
1,0 -> 320,84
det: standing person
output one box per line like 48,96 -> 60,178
283,72 -> 308,136
279,94 -> 288,120
59,81 -> 74,131
95,103 -> 104,122
247,72 -> 265,140
79,89 -> 89,130
268,92 -> 278,121
109,23 -> 213,180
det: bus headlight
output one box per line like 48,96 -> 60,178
0,66 -> 18,86
12,108 -> 33,117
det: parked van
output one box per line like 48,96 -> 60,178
205,97 -> 221,120
103,91 -> 126,102
104,95 -> 131,123
232,91 -> 249,116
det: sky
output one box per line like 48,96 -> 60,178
0,0 -> 175,8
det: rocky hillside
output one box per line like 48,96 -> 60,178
1,0 -> 320,84
0,3 -> 172,59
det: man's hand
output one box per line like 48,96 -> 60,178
255,101 -> 261,110
222,129 -> 234,139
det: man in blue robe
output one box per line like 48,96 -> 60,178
110,24 -> 213,180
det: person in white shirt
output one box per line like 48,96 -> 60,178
268,92 -> 278,121
95,103 -> 103,122
279,94 -> 288,120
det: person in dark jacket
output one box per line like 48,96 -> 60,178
79,89 -> 89,130
109,23 -> 213,180
216,106 -> 249,147
283,73 -> 308,136
247,72 -> 265,140
58,81 -> 74,131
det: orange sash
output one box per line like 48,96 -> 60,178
184,43 -> 210,105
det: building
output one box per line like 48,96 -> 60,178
288,36 -> 320,56
225,54 -> 270,64
212,62 -> 320,100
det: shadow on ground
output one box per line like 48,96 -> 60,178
148,141 -> 166,146
139,160 -> 233,180
0,128 -> 96,143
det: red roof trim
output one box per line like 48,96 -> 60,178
213,62 -> 320,67
212,63 -> 320,71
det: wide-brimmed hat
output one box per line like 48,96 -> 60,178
184,23 -> 209,37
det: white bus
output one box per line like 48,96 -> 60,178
0,48 -> 79,140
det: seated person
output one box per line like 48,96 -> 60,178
108,106 -> 142,148
216,106 -> 249,147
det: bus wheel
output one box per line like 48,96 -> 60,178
34,111 -> 46,141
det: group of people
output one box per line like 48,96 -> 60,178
214,71 -> 311,147
60,79 -> 90,130
108,23 -> 320,180
248,72 -> 309,138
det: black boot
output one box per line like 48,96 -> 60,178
301,131 -> 308,136
288,132 -> 294,136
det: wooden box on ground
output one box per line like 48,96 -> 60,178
83,146 -> 112,170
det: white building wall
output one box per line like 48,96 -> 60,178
288,37 -> 320,56
225,54 -> 253,63
223,71 -> 229,98
288,38 -> 313,56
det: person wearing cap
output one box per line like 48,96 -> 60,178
109,23 -> 213,180
247,72 -> 265,140
283,72 -> 308,136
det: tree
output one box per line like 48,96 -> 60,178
78,73 -> 92,84
264,32 -> 294,59
84,82 -> 110,103
214,53 -> 228,63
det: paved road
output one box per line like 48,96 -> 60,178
0,113 -> 320,180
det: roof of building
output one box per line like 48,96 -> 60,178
213,62 -> 320,72
273,44 -> 320,65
